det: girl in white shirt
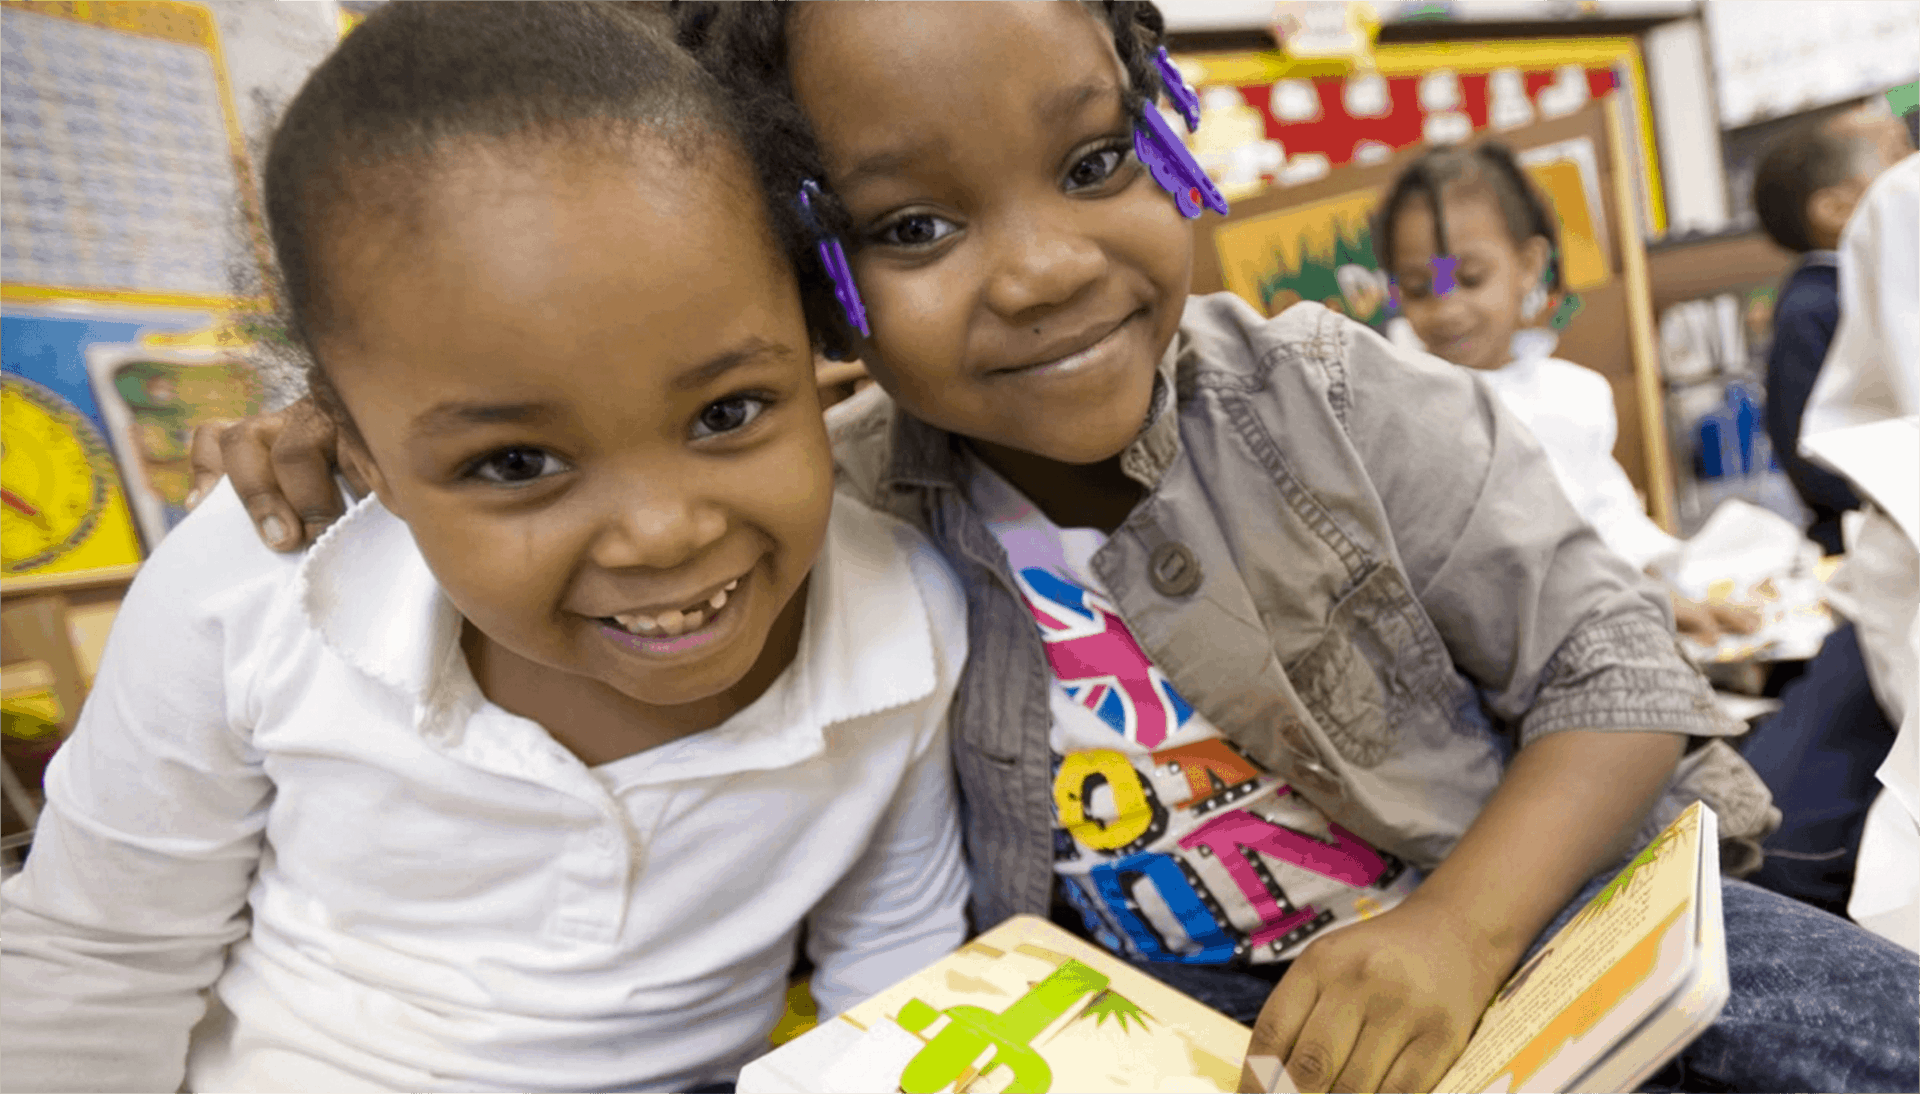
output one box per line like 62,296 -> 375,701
1375,143 -> 1759,645
0,5 -> 968,1092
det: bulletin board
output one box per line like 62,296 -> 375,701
1,1 -> 268,584
1191,96 -> 1676,532
0,0 -> 263,308
1172,37 -> 1666,237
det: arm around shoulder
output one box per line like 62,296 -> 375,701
1,482 -> 283,1093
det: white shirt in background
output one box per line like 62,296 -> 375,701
1476,343 -> 1685,575
1803,152 -> 1920,954
0,481 -> 971,1092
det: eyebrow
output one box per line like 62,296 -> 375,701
670,337 -> 798,392
408,339 -> 798,437
835,82 -> 1124,194
411,400 -> 557,438
1036,81 -> 1121,128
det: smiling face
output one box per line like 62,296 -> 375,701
1388,187 -> 1549,372
788,1 -> 1194,470
314,137 -> 832,723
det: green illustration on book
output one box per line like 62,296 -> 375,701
898,959 -> 1113,1094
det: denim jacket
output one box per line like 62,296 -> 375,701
828,293 -> 1780,931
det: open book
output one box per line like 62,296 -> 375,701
740,803 -> 1726,1094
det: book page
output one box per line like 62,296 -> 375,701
821,916 -> 1251,1093
1432,803 -> 1705,1094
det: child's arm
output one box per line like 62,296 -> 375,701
802,535 -> 970,1017
802,715 -> 969,1016
1241,317 -> 1718,1092
1764,290 -> 1861,540
1,484 -> 275,1092
1243,730 -> 1682,1093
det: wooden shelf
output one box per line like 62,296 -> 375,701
1646,230 -> 1796,315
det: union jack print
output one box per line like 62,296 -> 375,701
1015,567 -> 1195,748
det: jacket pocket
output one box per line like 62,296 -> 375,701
1285,563 -> 1453,769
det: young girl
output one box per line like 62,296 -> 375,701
1374,142 -> 1760,647
203,3 -> 1920,1092
0,6 -> 970,1092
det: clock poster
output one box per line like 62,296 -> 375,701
1,307 -> 213,579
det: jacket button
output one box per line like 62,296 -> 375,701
1149,543 -> 1202,597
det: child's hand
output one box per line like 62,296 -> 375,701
186,395 -> 357,552
1670,592 -> 1762,645
1237,900 -> 1507,1094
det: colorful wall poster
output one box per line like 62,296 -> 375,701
1173,37 -> 1664,234
0,304 -> 212,578
85,341 -> 262,547
1212,187 -> 1390,327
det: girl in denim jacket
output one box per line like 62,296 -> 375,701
206,3 -> 1920,1090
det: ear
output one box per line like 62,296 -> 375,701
1520,235 -> 1552,290
1805,183 -> 1859,247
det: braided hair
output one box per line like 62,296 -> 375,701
1373,142 -> 1565,295
672,1 -> 1171,358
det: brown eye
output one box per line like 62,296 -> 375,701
1065,146 -> 1127,191
875,212 -> 957,248
470,447 -> 567,485
692,395 -> 769,439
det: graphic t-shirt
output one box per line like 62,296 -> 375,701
968,459 -> 1421,966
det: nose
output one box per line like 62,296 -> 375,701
983,215 -> 1108,319
1423,290 -> 1473,336
587,480 -> 728,574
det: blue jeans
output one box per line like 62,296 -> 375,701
1124,873 -> 1920,1092
1739,624 -> 1896,915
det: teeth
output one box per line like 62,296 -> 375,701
613,612 -> 657,634
608,577 -> 739,637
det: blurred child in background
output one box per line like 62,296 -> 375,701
1375,143 -> 1759,646
1754,101 -> 1912,555
1771,148 -> 1920,951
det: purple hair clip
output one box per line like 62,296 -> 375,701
1154,47 -> 1201,131
1429,254 -> 1459,296
797,179 -> 870,338
1134,102 -> 1228,219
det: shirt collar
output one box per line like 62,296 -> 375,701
299,491 -> 465,724
1801,250 -> 1840,269
879,328 -> 1192,497
297,491 -> 940,777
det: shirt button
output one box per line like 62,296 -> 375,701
1149,542 -> 1202,597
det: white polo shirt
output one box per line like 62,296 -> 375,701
0,481 -> 970,1093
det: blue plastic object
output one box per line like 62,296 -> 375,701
1153,46 -> 1201,130
796,179 -> 870,338
1134,102 -> 1228,219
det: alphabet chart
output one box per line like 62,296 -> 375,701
1,1 -> 254,305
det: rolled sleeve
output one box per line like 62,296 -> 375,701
1521,616 -> 1731,747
